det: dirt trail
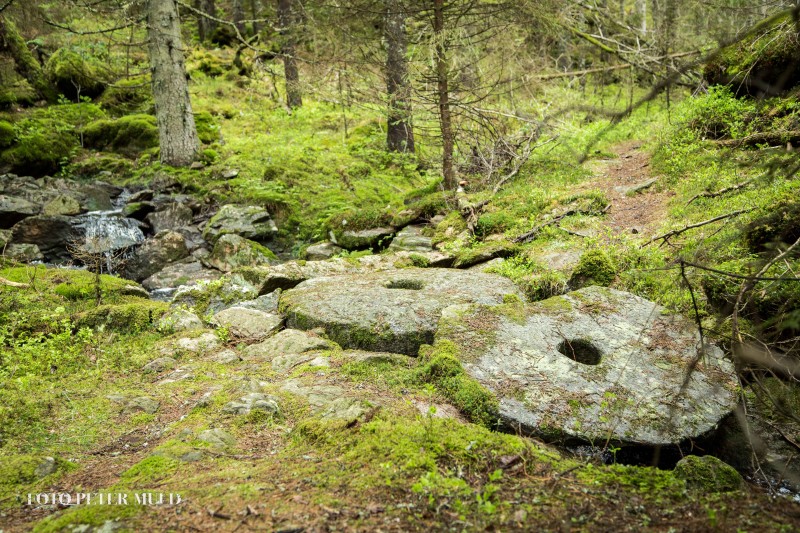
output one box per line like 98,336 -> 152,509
585,140 -> 673,237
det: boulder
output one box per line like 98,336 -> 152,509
171,277 -> 258,316
158,309 -> 204,332
4,243 -> 43,262
434,286 -> 738,446
674,455 -> 743,493
243,328 -> 332,360
0,195 -> 39,229
176,332 -> 221,354
222,392 -> 279,416
142,259 -> 222,291
124,230 -> 189,282
142,357 -> 177,373
122,201 -> 155,220
41,195 -> 82,216
144,203 -> 193,233
330,226 -> 395,250
280,379 -> 372,423
281,268 -> 523,355
197,428 -> 235,447
202,204 -> 277,244
204,234 -> 278,272
387,225 -> 432,252
304,241 -> 343,260
210,307 -> 283,340
10,215 -> 78,262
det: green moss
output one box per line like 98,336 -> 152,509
413,340 -> 499,428
432,211 -> 468,246
32,499 -> 142,533
76,301 -> 168,333
0,121 -> 77,175
195,111 -> 220,144
118,455 -> 180,487
53,273 -> 140,301
98,75 -> 153,116
44,47 -> 107,100
83,114 -> 158,155
673,456 -> 744,493
0,119 -> 15,147
570,249 -> 616,288
328,206 -> 393,234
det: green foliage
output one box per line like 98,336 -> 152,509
683,86 -> 757,140
195,111 -> 220,144
76,301 -> 168,333
0,119 -> 15,147
485,254 -> 568,301
83,114 -> 159,155
98,75 -> 153,116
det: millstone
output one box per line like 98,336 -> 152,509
280,268 -> 523,355
435,286 -> 738,446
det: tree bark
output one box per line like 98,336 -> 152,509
0,16 -> 56,102
147,0 -> 200,167
232,0 -> 246,36
197,0 -> 217,42
278,0 -> 302,109
385,0 -> 415,153
433,0 -> 455,189
250,0 -> 260,35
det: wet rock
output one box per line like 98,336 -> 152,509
122,201 -> 156,220
73,212 -> 145,254
197,428 -> 235,447
142,357 -> 177,373
222,392 -> 280,416
128,189 -> 154,202
243,329 -> 332,360
330,226 -> 395,251
434,286 -> 738,446
0,194 -> 40,224
123,396 -> 160,415
387,225 -> 432,252
10,215 -> 77,262
674,455 -> 743,492
204,234 -> 278,272
42,195 -> 81,216
202,204 -> 277,244
124,230 -> 189,282
144,203 -> 194,233
142,259 -> 222,291
281,268 -> 523,355
210,307 -> 283,340
304,241 -> 343,260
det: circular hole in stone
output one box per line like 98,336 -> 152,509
557,338 -> 602,365
385,279 -> 424,290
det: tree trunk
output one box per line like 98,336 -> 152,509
0,16 -> 56,102
198,0 -> 217,42
385,0 -> 415,153
147,0 -> 200,167
250,0 -> 260,35
278,0 -> 302,108
232,0 -> 246,36
635,0 -> 647,33
194,0 -> 206,42
433,0 -> 455,189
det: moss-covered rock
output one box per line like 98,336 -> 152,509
673,455 -> 744,493
98,75 -> 153,116
569,249 -> 616,288
0,123 -> 77,175
44,48 -> 107,100
76,301 -> 168,332
204,234 -> 278,272
83,114 -> 158,155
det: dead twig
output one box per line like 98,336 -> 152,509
640,208 -> 754,248
0,276 -> 29,288
686,180 -> 752,206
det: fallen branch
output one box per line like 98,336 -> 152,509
640,208 -> 754,248
686,180 -> 752,206
0,276 -> 29,288
711,130 -> 800,148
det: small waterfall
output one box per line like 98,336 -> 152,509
72,209 -> 145,274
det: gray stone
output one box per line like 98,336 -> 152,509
272,352 -> 330,373
34,457 -> 57,478
157,367 -> 194,385
42,195 -> 81,216
330,226 -> 395,251
10,215 -> 77,262
158,308 -> 204,332
4,243 -> 43,262
203,234 -> 277,272
281,268 -> 523,356
124,396 -> 160,415
120,284 -> 150,298
128,189 -> 154,202
221,169 -> 239,179
211,307 -> 283,340
304,241 -> 343,260
435,286 -> 738,446
179,451 -> 204,462
176,332 -> 221,354
222,392 -> 279,416
124,230 -> 189,282
142,259 -> 222,291
171,278 -> 258,316
236,291 -> 281,314
202,204 -> 277,244
144,204 -> 194,234
387,225 -> 432,252
243,329 -> 332,360
319,397 -> 372,423
340,350 -> 413,366
122,201 -> 155,220
142,357 -> 177,373
280,379 -> 346,409
197,428 -> 235,447
0,194 -> 39,228
212,349 -> 241,364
